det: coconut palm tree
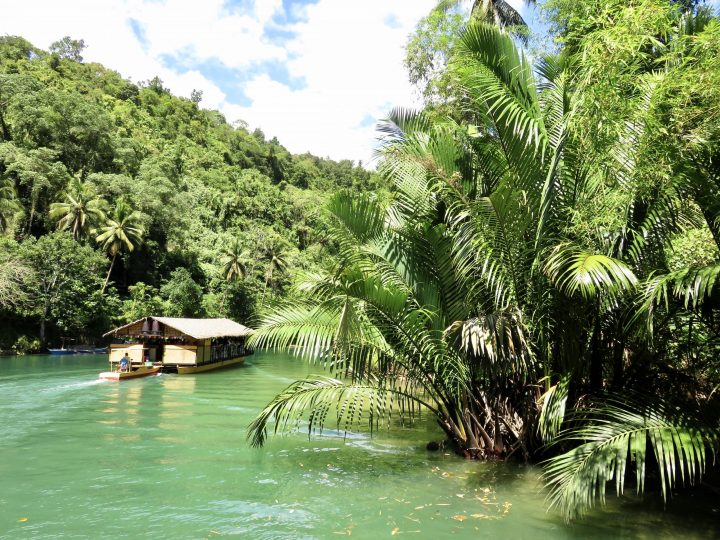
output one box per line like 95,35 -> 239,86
220,238 -> 250,283
49,178 -> 106,240
259,239 -> 289,307
96,199 -> 144,294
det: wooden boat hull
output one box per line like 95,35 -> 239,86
99,366 -> 161,381
177,356 -> 246,374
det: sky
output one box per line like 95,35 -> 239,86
1,0 -> 534,165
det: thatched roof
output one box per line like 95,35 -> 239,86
104,317 -> 253,339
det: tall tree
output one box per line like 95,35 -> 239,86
160,268 -> 204,317
18,232 -> 106,343
0,255 -> 32,310
260,238 -> 289,307
49,36 -> 86,62
439,0 -> 535,29
0,143 -> 68,234
95,199 -> 144,294
0,177 -> 20,232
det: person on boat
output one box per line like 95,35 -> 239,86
119,353 -> 130,372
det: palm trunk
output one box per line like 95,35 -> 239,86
101,252 -> 117,294
437,406 -> 494,459
589,321 -> 603,393
39,310 -> 47,344
0,112 -> 10,141
27,199 -> 36,234
611,338 -> 625,390
261,269 -> 272,308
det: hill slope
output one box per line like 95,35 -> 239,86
0,36 -> 381,350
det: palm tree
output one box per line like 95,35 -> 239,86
436,0 -> 536,30
406,0 -> 537,106
248,188 -> 534,457
49,178 -> 106,240
246,22 -> 627,457
220,239 -> 250,283
260,239 -> 288,307
96,199 -> 144,294
248,20 -> 719,517
219,238 -> 252,314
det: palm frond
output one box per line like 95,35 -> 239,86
454,22 -> 544,154
377,108 -> 433,144
446,307 -> 532,378
538,374 -> 570,443
328,191 -> 386,244
543,395 -> 718,521
544,244 -> 638,301
247,377 -> 438,448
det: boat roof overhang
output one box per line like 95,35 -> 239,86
103,316 -> 254,340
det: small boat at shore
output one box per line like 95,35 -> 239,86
99,365 -> 161,381
48,348 -> 75,355
72,345 -> 109,354
49,338 -> 76,355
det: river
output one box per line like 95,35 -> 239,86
1,352 -> 717,539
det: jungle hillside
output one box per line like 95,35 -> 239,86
0,35 -> 380,352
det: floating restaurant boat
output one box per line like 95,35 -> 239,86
102,317 -> 254,376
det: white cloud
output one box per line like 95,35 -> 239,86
1,0 -> 438,165
125,0 -> 287,68
224,0 -> 437,164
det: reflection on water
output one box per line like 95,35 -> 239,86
0,352 -> 718,539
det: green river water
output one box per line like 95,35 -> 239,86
1,352 -> 718,539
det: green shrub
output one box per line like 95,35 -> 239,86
13,335 -> 41,355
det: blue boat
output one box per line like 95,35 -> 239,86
49,338 -> 75,355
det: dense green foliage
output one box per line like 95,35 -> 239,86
0,36 -> 380,351
405,0 -> 535,107
248,0 -> 720,522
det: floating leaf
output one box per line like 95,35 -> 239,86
451,515 -> 467,522
391,527 -> 400,535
